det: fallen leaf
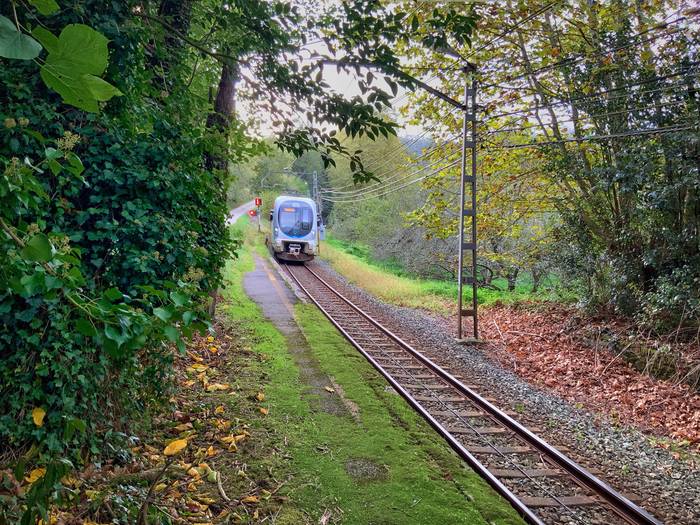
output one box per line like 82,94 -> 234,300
32,407 -> 46,427
207,335 -> 215,343
256,392 -> 265,402
187,350 -> 204,362
241,495 -> 259,504
154,483 -> 167,492
25,468 -> 46,484
209,346 -> 218,353
259,407 -> 268,415
174,422 -> 193,432
214,405 -> 225,415
190,363 -> 209,372
163,438 -> 188,456
206,445 -> 217,457
324,386 -> 335,394
206,383 -> 230,392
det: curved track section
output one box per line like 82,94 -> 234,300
284,262 -> 662,525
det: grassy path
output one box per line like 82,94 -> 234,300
218,223 -> 524,524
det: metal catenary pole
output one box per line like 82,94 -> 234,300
312,170 -> 321,255
457,65 -> 478,340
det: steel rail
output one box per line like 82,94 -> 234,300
287,262 -> 663,525
284,263 -> 545,525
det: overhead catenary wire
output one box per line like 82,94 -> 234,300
323,133 -> 461,195
322,159 -> 461,203
322,148 -> 461,199
478,11 -> 690,90
483,123 -> 696,150
484,64 -> 700,121
482,98 -> 693,137
466,0 -> 562,58
329,108 -> 461,192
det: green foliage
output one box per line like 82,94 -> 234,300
1,2 -> 121,112
35,24 -> 123,112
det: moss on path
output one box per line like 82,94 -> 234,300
220,227 -> 524,524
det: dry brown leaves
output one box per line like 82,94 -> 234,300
482,304 -> 700,449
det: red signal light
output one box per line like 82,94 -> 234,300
254,197 -> 262,206
248,209 -> 257,217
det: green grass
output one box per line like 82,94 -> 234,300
322,235 -> 571,314
220,226 -> 524,524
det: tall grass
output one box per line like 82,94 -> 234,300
321,236 -> 569,314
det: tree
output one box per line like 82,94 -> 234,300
398,0 -> 699,324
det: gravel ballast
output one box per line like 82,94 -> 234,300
307,259 -> 700,525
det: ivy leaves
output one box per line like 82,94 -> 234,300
0,12 -> 121,112
33,24 -> 122,112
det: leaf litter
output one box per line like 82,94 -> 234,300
7,316 -> 291,524
482,303 -> 700,449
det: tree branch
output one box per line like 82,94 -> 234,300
319,58 -> 469,110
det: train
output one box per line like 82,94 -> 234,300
266,195 -> 319,262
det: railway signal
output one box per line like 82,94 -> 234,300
254,197 -> 262,206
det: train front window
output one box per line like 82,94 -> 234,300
278,201 -> 313,237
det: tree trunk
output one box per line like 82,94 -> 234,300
507,268 -> 519,292
206,59 -> 239,317
531,268 -> 542,293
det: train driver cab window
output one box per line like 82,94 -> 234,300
279,201 -> 313,237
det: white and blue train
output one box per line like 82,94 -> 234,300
267,195 -> 319,262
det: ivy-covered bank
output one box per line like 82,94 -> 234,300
1,0 -> 482,521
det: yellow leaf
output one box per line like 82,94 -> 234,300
32,407 -> 46,427
233,433 -> 247,443
25,468 -> 46,484
154,483 -> 167,492
255,392 -> 265,402
206,445 -> 217,457
174,422 -> 193,432
324,386 -> 335,393
209,346 -> 218,353
220,435 -> 235,444
190,363 -> 209,372
187,351 -> 203,362
241,495 -> 259,504
187,467 -> 200,478
227,442 -> 238,452
206,383 -> 230,392
163,438 -> 188,456
214,405 -> 225,415
259,407 -> 268,415
207,335 -> 214,343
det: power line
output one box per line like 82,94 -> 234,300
322,159 -> 461,203
322,149 -> 461,198
483,98 -> 692,137
330,109 -> 460,192
484,123 -> 695,150
466,1 -> 562,58
484,65 -> 699,120
325,133 -> 461,195
479,12 -> 689,90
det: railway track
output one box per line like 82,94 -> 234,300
284,262 -> 663,525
